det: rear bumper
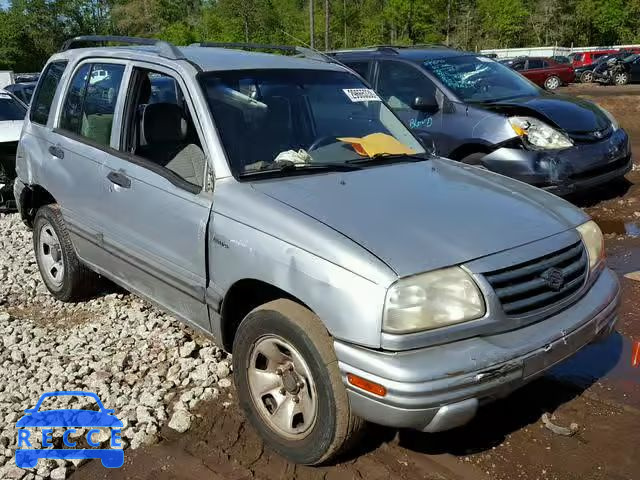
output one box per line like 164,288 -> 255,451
336,267 -> 620,432
482,128 -> 631,195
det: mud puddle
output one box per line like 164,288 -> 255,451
594,217 -> 640,237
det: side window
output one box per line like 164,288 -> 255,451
124,68 -> 205,189
527,59 -> 544,69
377,61 -> 435,111
345,61 -> 370,80
60,63 -> 126,147
542,60 -> 550,68
60,64 -> 91,135
29,61 -> 67,125
512,62 -> 525,71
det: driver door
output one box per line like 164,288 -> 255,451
373,60 -> 448,154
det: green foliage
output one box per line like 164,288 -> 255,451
1,0 -> 639,72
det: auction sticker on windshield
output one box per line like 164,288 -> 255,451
343,88 -> 381,102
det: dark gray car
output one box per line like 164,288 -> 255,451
333,46 -> 632,195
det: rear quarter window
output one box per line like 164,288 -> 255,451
30,61 -> 68,125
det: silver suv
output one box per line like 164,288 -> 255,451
15,36 -> 620,465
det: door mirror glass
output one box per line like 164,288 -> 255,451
412,95 -> 438,113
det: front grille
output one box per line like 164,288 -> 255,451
568,125 -> 613,144
484,241 -> 588,317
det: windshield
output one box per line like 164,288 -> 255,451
423,55 -> 540,103
199,69 -> 424,177
0,93 -> 27,121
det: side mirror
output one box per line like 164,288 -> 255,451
411,95 -> 439,113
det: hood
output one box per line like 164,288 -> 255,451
479,94 -> 610,134
0,120 -> 23,143
251,160 -> 587,278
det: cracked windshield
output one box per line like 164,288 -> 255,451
199,69 -> 425,176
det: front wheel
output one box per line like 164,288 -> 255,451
233,299 -> 364,465
580,71 -> 593,83
544,75 -> 561,90
614,71 -> 629,85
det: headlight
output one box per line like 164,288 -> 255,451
595,104 -> 619,131
577,220 -> 605,270
383,267 -> 485,334
508,116 -> 573,149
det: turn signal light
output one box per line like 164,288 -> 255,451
347,373 -> 387,397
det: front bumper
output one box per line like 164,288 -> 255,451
482,129 -> 632,196
336,267 -> 620,432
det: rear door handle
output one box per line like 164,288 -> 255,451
107,171 -> 131,189
48,145 -> 64,159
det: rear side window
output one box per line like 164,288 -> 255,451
29,61 -> 67,125
59,63 -> 126,147
527,59 -> 544,69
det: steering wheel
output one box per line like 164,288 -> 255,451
307,136 -> 337,152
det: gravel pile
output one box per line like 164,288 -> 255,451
0,213 -> 233,479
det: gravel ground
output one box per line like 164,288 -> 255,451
0,213 -> 233,480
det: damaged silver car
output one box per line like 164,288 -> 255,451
15,36 -> 620,465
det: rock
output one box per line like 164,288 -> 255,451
136,406 -> 154,425
168,409 -> 192,433
1,464 -> 26,479
190,364 -> 210,382
218,378 -> 232,388
179,341 -> 196,358
130,431 -> 157,450
0,312 -> 10,322
50,466 -> 68,480
215,362 -> 230,379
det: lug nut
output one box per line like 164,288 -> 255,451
276,368 -> 283,376
279,388 -> 287,395
292,396 -> 300,403
288,364 -> 294,371
297,381 -> 304,389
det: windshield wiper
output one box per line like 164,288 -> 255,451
346,152 -> 430,165
238,162 -> 362,179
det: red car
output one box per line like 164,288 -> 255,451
507,57 -> 575,90
570,50 -> 618,68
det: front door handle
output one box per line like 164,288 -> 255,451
107,171 -> 131,189
48,145 -> 64,159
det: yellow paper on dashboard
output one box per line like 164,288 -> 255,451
337,132 -> 415,157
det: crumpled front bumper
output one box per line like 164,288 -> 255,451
481,128 -> 631,196
336,267 -> 620,433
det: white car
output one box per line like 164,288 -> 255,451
0,89 -> 26,210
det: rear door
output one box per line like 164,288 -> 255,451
90,63 -> 213,332
47,60 -> 127,265
524,58 -> 546,85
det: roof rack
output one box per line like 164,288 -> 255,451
60,35 -> 185,60
189,42 -> 331,63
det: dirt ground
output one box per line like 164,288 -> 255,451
74,84 -> 640,480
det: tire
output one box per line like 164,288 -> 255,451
233,299 -> 364,465
33,204 -> 99,302
544,75 -> 561,90
580,71 -> 593,83
460,152 -> 487,168
614,71 -> 629,85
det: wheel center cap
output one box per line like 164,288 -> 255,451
282,371 -> 300,394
